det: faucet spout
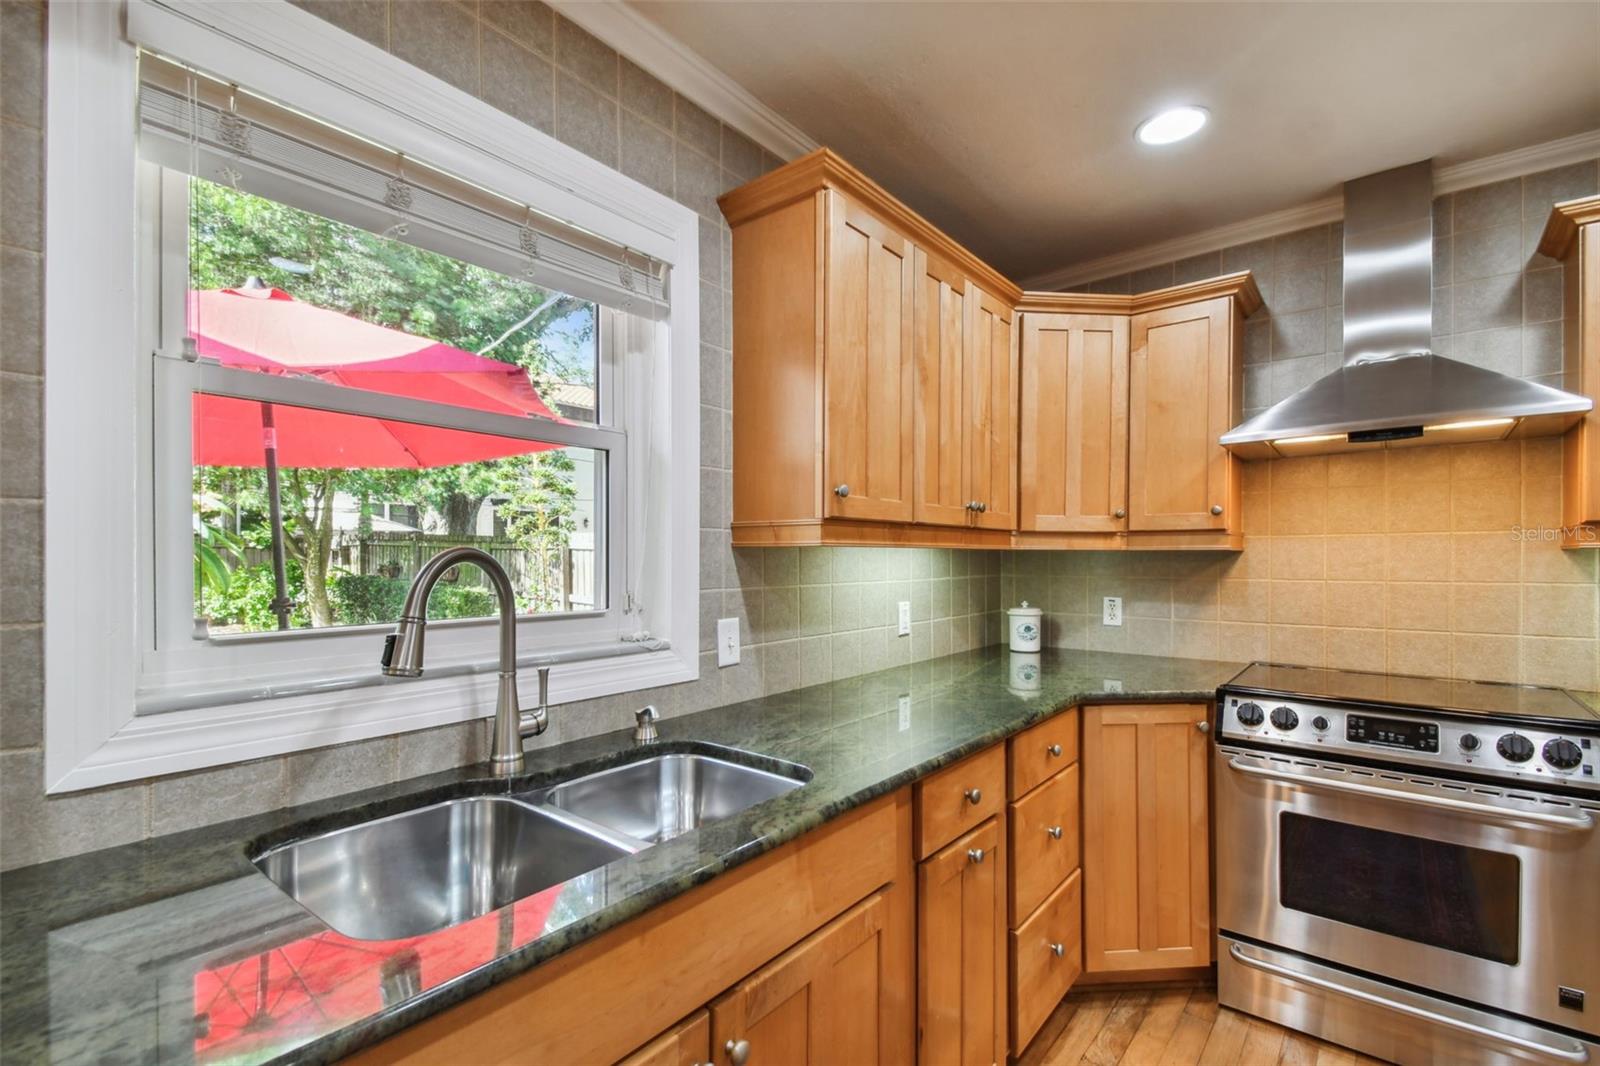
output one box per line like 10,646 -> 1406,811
379,546 -> 548,776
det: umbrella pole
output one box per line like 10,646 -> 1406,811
260,402 -> 294,631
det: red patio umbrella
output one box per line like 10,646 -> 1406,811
189,283 -> 564,628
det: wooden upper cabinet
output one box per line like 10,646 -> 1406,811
967,287 -> 1019,530
1081,704 -> 1211,974
1019,313 -> 1129,533
825,191 -> 916,523
1127,297 -> 1240,532
711,888 -> 902,1066
918,819 -> 1007,1066
1539,196 -> 1600,545
913,247 -> 970,527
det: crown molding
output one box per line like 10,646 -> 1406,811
550,0 -> 819,163
1018,271 -> 1262,318
1538,193 -> 1600,260
1025,129 -> 1600,291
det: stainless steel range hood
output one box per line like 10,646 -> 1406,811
1220,160 -> 1590,460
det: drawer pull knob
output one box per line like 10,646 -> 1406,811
963,787 -> 982,805
835,484 -> 850,498
1211,504 -> 1224,515
967,847 -> 986,863
1049,942 -> 1066,957
725,1039 -> 751,1066
1047,743 -> 1062,757
1047,825 -> 1063,840
1196,720 -> 1211,734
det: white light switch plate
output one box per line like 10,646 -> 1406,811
1103,596 -> 1123,626
897,601 -> 911,636
717,617 -> 741,667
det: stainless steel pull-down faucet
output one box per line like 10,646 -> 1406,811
380,546 -> 548,776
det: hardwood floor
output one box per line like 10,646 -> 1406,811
1014,981 -> 1390,1066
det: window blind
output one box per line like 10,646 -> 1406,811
137,53 -> 669,316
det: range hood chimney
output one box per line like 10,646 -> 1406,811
1220,160 -> 1590,459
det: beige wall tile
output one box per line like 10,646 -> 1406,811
1386,481 -> 1452,532
1270,625 -> 1325,667
1218,622 -> 1269,662
1325,627 -> 1384,671
1241,492 -> 1269,535
1387,629 -> 1451,676
1522,584 -> 1598,638
1270,489 -> 1327,535
1387,534 -> 1452,582
1325,535 -> 1387,581
1219,579 -> 1269,623
1451,479 -> 1519,531
1388,582 -> 1450,631
1449,441 -> 1521,481
1221,538 -> 1270,579
1386,447 -> 1452,483
1325,485 -> 1384,533
1450,583 -> 1521,634
1451,532 -> 1521,582
1327,450 -> 1385,487
1521,476 -> 1563,527
1269,537 -> 1325,579
1270,581 -> 1325,625
1522,438 -> 1562,478
1271,455 -> 1328,490
1172,620 -> 1220,659
1325,582 -> 1385,628
1520,636 -> 1599,690
1172,575 -> 1219,619
1522,538 -> 1598,583
1451,634 -> 1520,683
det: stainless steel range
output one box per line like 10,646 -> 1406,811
1215,663 -> 1600,1065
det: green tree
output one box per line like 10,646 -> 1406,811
187,177 -> 596,627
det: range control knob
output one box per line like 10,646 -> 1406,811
1458,733 -> 1481,753
1496,733 -> 1535,763
1544,738 -> 1583,771
1270,706 -> 1299,731
1311,715 -> 1330,733
1236,702 -> 1265,728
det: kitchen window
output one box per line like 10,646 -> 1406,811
43,0 -> 701,792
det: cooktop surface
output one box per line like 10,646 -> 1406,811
1223,662 -> 1600,728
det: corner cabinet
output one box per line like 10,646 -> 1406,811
720,147 -> 1257,552
1080,704 -> 1212,974
1016,281 -> 1258,550
1539,195 -> 1600,548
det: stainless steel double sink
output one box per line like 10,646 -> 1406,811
253,751 -> 808,941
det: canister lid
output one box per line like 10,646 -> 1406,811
1008,601 -> 1042,617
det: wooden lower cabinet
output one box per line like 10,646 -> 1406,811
918,818 -> 1007,1066
1009,870 -> 1083,1050
1081,704 -> 1212,973
621,1011 -> 711,1066
712,889 -> 902,1065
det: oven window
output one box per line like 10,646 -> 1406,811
1279,813 -> 1520,964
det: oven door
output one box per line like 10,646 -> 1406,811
1215,745 -> 1600,1038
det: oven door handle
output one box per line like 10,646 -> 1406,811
1226,757 -> 1595,831
1228,943 -> 1590,1063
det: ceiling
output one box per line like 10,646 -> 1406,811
629,1 -> 1600,283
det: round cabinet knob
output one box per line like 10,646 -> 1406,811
1270,705 -> 1299,731
1046,825 -> 1063,840
1497,733 -> 1535,763
1114,508 -> 1127,519
1047,743 -> 1063,757
1211,504 -> 1224,516
966,500 -> 980,511
1459,733 -> 1482,753
1544,738 -> 1583,771
1195,720 -> 1211,734
834,484 -> 850,497
967,848 -> 986,864
1236,701 -> 1265,728
1049,943 -> 1066,957
1311,715 -> 1330,733
963,787 -> 982,805
725,1039 -> 751,1066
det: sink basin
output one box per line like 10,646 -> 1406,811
532,753 -> 807,844
253,796 -> 631,940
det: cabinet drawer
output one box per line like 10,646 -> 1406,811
915,744 -> 1005,859
1008,762 -> 1079,921
1008,709 -> 1079,799
1010,869 -> 1082,1054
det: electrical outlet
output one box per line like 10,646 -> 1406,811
1102,596 -> 1123,626
1104,678 -> 1124,693
897,601 -> 911,636
717,617 -> 741,667
898,693 -> 912,731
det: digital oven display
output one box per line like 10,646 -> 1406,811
1346,714 -> 1439,753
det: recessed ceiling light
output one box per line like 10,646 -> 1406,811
1135,106 -> 1208,146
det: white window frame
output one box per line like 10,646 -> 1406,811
43,0 -> 700,793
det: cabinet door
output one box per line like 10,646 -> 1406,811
918,819 -> 1006,1066
1127,298 -> 1236,531
1019,313 -> 1129,532
1081,704 -> 1211,973
913,247 -> 970,527
621,1010 -> 711,1066
825,191 -> 915,523
967,288 -> 1018,530
711,888 -> 899,1066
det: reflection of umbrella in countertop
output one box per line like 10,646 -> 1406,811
189,282 -> 562,629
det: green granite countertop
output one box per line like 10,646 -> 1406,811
0,646 -> 1245,1066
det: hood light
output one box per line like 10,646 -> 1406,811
1272,433 -> 1346,448
1135,106 -> 1208,146
1424,417 -> 1516,432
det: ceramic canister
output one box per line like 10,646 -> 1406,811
1008,651 -> 1043,694
1007,601 -> 1042,652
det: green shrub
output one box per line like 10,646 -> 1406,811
203,561 -> 310,630
330,573 -> 498,625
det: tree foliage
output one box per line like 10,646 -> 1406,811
188,177 -> 594,629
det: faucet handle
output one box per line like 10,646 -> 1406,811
634,705 -> 660,743
536,666 -> 550,707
